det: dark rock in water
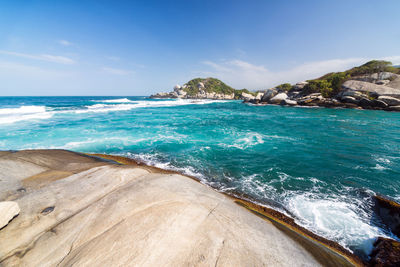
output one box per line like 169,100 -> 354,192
341,96 -> 359,105
359,98 -> 373,108
373,195 -> 400,238
387,105 -> 400,112
372,99 -> 389,108
369,237 -> 400,267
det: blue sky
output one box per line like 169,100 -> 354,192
0,0 -> 399,96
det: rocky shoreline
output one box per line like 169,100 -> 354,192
243,74 -> 400,112
0,149 -> 363,266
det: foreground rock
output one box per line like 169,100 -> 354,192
369,237 -> 400,267
373,195 -> 400,238
0,202 -> 20,229
0,150 -> 356,266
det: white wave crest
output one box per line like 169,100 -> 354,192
0,106 -> 53,124
76,99 -> 228,113
91,98 -> 135,103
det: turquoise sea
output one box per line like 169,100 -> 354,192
1,96 -> 399,258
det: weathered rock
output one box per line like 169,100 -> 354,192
269,93 -> 288,104
373,195 -> 400,237
369,237 -> 400,267
359,97 -> 373,108
376,80 -> 391,85
173,84 -> 182,91
372,99 -> 389,108
378,96 -> 400,106
340,90 -> 369,99
241,92 -> 255,101
387,105 -> 400,111
282,99 -> 298,106
0,201 -> 20,229
0,150 -> 352,266
261,88 -> 278,102
342,80 -> 400,97
341,96 -> 359,105
293,81 -> 308,90
255,92 -> 264,100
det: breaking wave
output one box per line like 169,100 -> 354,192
0,106 -> 53,124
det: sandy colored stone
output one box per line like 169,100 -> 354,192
0,150 -> 353,266
0,201 -> 20,229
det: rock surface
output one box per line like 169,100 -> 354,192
0,150 -> 355,267
0,202 -> 20,229
342,80 -> 400,97
370,237 -> 400,267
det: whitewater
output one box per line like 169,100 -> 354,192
0,96 -> 399,259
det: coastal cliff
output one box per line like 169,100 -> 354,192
0,150 -> 360,266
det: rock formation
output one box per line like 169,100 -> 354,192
0,201 -> 20,229
0,150 -> 357,266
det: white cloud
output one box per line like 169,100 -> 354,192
102,67 -> 134,75
58,40 -> 73,46
0,50 -> 75,64
198,56 -> 400,89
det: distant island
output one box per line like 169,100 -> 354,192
151,60 -> 400,111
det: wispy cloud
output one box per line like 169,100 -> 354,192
102,67 -> 134,75
199,56 -> 400,89
0,50 -> 75,64
58,40 -> 73,46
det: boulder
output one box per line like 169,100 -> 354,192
358,98 -> 373,108
342,80 -> 400,97
0,201 -> 20,229
255,92 -> 264,100
376,80 -> 391,85
261,88 -> 278,102
197,82 -> 205,89
293,81 -> 308,90
372,99 -> 389,108
373,195 -> 400,237
378,96 -> 400,106
341,96 -> 359,105
341,90 -> 369,99
173,84 -> 182,91
388,105 -> 400,112
241,92 -> 255,101
269,93 -> 288,104
282,99 -> 297,106
369,237 -> 400,267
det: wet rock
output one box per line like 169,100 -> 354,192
373,195 -> 400,237
0,201 -> 20,229
372,99 -> 389,108
359,98 -> 373,108
369,237 -> 400,267
387,105 -> 400,112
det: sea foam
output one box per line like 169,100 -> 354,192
0,106 -> 53,124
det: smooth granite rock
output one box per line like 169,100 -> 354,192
342,80 -> 400,97
378,96 -> 400,106
0,201 -> 20,229
0,150 -> 355,267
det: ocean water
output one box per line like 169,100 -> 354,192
1,96 -> 399,258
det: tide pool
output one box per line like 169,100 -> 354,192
0,96 -> 399,258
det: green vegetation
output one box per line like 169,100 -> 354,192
276,83 -> 293,91
183,78 -> 235,96
300,60 -> 398,97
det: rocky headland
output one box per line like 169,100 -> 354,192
0,149 -> 364,266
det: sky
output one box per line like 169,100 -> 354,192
0,0 -> 399,96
